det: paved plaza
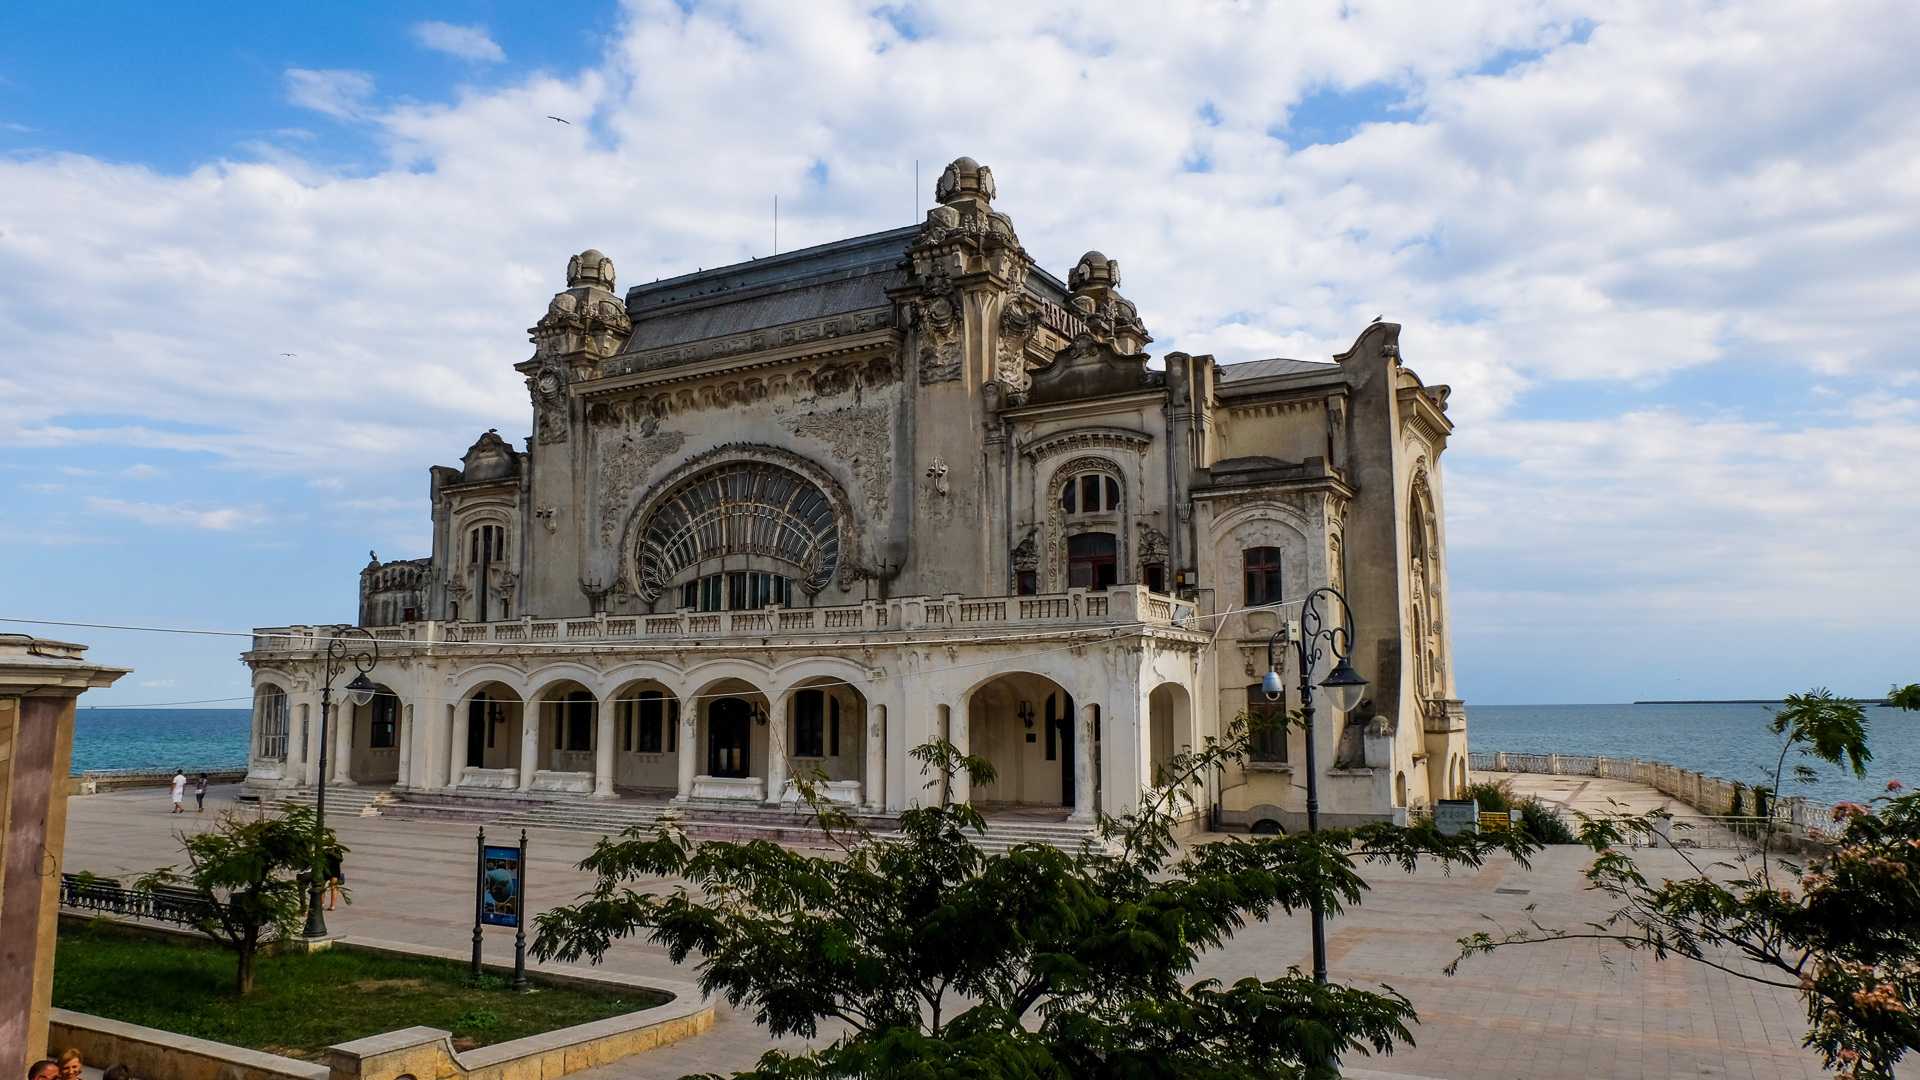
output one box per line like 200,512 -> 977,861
61,782 -> 1827,1080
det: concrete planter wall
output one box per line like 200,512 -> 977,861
46,933 -> 711,1080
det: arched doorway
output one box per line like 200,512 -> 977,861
458,684 -> 524,789
1147,683 -> 1193,789
778,676 -> 869,806
348,683 -> 402,783
967,673 -> 1077,809
534,682 -> 598,778
610,680 -> 680,795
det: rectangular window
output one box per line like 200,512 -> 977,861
1247,685 -> 1288,762
1068,532 -> 1118,591
1044,694 -> 1057,761
668,700 -> 679,752
639,691 -> 664,753
829,696 -> 840,757
701,575 -> 723,612
369,694 -> 397,749
794,689 -> 825,757
1081,475 -> 1102,514
727,572 -> 792,610
567,696 -> 594,752
622,707 -> 632,752
1143,564 -> 1165,593
1061,479 -> 1077,513
1244,547 -> 1283,606
1016,570 -> 1038,595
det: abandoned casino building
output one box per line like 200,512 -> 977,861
242,158 -> 1468,837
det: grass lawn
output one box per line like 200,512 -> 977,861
53,922 -> 669,1059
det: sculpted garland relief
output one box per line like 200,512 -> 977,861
782,404 -> 893,523
596,420 -> 689,547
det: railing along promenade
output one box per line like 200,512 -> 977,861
250,587 -> 1197,653
1470,750 -> 1836,843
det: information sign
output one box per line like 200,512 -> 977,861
1434,799 -> 1479,836
481,845 -> 522,927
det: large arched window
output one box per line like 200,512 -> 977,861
257,685 -> 289,760
636,461 -> 839,600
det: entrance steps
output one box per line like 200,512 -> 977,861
968,818 -> 1108,856
486,799 -> 676,836
258,786 -> 389,818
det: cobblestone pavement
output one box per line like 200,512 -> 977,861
61,784 -> 1827,1080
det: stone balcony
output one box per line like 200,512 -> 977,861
249,587 -> 1200,655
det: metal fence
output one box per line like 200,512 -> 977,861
60,874 -> 225,927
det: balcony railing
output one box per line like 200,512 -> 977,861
250,587 -> 1195,654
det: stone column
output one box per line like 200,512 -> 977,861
517,702 -> 540,791
447,702 -> 466,789
674,699 -> 697,802
945,703 -> 969,806
1070,704 -> 1097,824
592,696 -> 616,799
396,704 -> 412,788
864,704 -> 886,811
331,698 -> 356,786
764,694 -> 789,806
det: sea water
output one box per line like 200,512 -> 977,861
1468,702 -> 1919,809
68,703 -> 1917,808
71,709 -> 252,775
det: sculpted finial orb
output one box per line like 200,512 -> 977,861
566,249 -> 616,291
1069,251 -> 1119,293
935,157 -> 994,206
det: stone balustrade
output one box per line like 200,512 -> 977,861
1469,750 -> 1830,832
249,587 -> 1194,654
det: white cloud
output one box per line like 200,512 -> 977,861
86,498 -> 268,531
412,22 -> 506,63
283,69 -> 376,118
1,0 -> 1917,695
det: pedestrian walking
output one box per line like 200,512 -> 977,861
169,769 -> 186,814
324,850 -> 344,910
194,772 -> 209,811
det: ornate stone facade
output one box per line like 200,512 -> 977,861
252,158 -> 1467,834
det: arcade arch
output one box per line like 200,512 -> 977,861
609,678 -> 681,793
456,682 -> 524,787
966,672 -> 1079,808
1147,683 -> 1193,788
346,682 -> 402,784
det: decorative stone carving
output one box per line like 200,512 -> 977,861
1020,427 -> 1151,462
1137,521 -> 1169,567
534,507 -> 557,533
1011,529 -> 1039,573
783,404 -> 892,523
925,457 -> 949,498
996,297 -> 1037,390
596,426 -> 689,547
530,358 -> 569,444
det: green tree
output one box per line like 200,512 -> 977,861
533,726 -> 1537,1080
137,803 -> 346,994
1453,686 -> 1920,1079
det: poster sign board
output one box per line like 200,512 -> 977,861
481,845 -> 522,927
1434,799 -> 1480,836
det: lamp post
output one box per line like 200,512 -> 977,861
1263,586 -> 1367,986
303,625 -> 379,940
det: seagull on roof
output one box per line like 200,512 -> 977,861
548,116 -> 570,124
1370,315 -> 1382,323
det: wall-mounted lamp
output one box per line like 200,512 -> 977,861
1017,700 -> 1035,729
752,702 -> 769,726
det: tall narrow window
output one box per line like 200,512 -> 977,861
1142,563 -> 1166,593
1247,685 -> 1288,762
1016,570 -> 1038,595
257,686 -> 290,760
1063,472 -> 1121,514
1244,547 -> 1282,606
829,696 -> 840,757
560,691 -> 594,751
1067,532 -> 1118,590
667,700 -> 679,752
794,689 -> 825,757
638,691 -> 664,753
368,692 -> 397,749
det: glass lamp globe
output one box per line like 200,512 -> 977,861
1318,659 -> 1368,714
346,672 -> 379,708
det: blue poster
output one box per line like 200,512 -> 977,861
481,845 -> 521,926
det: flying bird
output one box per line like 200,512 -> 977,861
548,116 -> 570,124
280,352 -> 298,356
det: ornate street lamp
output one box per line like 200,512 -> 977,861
304,626 -> 379,939
1263,586 -> 1366,986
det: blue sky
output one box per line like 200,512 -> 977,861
3,0 -> 1917,707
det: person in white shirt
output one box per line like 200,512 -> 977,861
170,769 -> 187,814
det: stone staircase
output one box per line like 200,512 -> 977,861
262,785 -> 390,818
484,798 -> 676,837
967,818 -> 1108,856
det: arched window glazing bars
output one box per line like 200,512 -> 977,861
635,462 -> 840,599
